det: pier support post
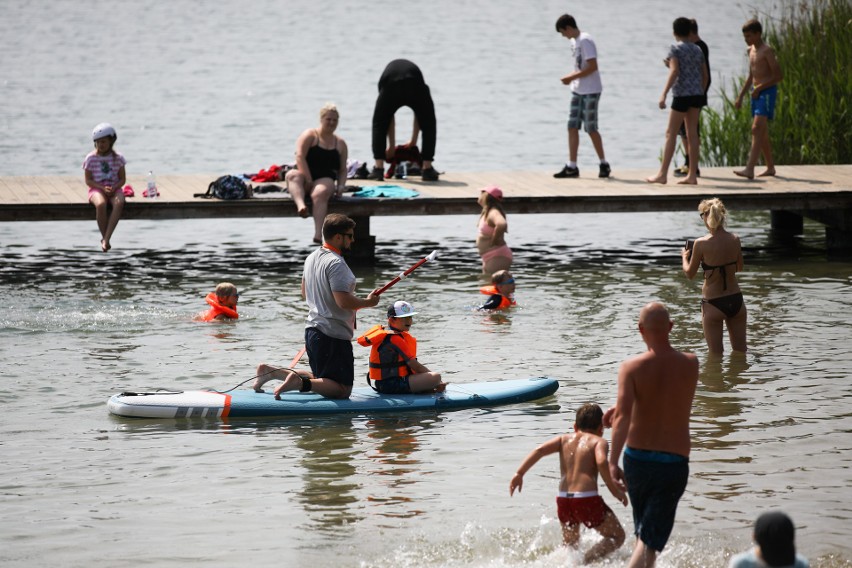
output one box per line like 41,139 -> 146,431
348,215 -> 376,265
770,210 -> 804,238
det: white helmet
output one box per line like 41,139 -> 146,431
92,122 -> 117,141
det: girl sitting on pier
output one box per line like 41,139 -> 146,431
83,123 -> 126,252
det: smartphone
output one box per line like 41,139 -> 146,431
685,239 -> 694,261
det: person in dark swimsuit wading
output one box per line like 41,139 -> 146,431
681,197 -> 747,353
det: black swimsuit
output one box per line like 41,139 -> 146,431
701,260 -> 743,318
305,132 -> 340,181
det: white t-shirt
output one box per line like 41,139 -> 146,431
571,32 -> 603,95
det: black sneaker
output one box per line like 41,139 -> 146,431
598,162 -> 611,178
421,166 -> 439,182
673,165 -> 688,177
367,166 -> 384,181
554,165 -> 580,178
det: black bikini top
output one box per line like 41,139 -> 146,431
701,260 -> 737,290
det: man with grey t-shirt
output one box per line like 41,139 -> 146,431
256,214 -> 380,399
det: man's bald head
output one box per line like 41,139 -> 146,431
639,302 -> 672,335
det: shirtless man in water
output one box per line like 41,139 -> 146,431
733,18 -> 783,179
510,403 -> 627,564
604,302 -> 699,568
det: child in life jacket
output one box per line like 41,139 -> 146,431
199,282 -> 239,321
510,403 -> 628,564
357,300 -> 445,394
479,269 -> 517,310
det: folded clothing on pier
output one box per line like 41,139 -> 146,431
351,185 -> 419,198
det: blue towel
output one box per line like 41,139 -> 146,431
352,185 -> 419,198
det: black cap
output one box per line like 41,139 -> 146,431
754,511 -> 796,566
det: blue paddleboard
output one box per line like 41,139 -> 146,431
107,376 -> 558,419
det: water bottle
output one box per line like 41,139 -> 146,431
395,161 -> 408,179
146,171 -> 158,198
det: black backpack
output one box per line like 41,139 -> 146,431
196,175 -> 250,200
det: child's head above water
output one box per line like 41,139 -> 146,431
215,282 -> 239,308
491,269 -> 515,294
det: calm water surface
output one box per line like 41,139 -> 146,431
2,1 -> 851,567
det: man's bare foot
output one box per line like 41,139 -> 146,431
273,372 -> 303,400
312,237 -> 322,244
433,382 -> 448,393
645,175 -> 667,184
677,178 -> 698,185
297,206 -> 309,218
101,239 -> 111,252
758,168 -> 776,177
734,169 -> 754,180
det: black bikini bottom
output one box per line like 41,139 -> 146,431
702,292 -> 744,319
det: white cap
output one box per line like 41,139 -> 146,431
387,301 -> 418,318
92,123 -> 116,140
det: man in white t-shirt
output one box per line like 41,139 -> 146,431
554,14 -> 611,179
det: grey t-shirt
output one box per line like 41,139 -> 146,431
303,247 -> 356,340
729,550 -> 809,568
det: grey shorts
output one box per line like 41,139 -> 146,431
568,92 -> 601,133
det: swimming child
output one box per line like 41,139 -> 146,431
200,282 -> 239,321
357,300 -> 446,394
479,269 -> 517,310
510,403 -> 627,564
83,123 -> 126,252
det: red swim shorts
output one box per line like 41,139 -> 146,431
556,495 -> 612,528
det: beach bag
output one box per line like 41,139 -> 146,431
196,175 -> 250,200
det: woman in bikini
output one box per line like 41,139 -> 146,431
682,197 -> 747,353
476,186 -> 513,274
285,103 -> 349,243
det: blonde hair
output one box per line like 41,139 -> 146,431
215,282 -> 238,298
698,197 -> 727,230
319,102 -> 339,119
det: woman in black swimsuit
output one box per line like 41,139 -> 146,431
285,103 -> 349,243
681,197 -> 747,353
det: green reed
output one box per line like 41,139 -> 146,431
701,0 -> 852,166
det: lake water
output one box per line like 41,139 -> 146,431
2,1 -> 851,567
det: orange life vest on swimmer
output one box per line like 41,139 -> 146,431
201,292 -> 239,321
479,285 -> 516,310
357,324 -> 417,381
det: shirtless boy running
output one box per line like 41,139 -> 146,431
510,403 -> 627,564
734,18 -> 783,179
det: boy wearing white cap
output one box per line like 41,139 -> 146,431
357,301 -> 445,394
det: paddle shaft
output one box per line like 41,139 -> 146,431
376,250 -> 438,296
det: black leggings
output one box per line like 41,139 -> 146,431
372,79 -> 436,161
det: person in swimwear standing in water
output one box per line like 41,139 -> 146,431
476,186 -> 512,274
681,197 -> 747,353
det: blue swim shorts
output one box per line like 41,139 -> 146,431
751,85 -> 777,120
568,92 -> 601,133
305,327 -> 354,386
623,447 -> 689,552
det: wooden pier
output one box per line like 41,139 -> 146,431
2,165 -> 851,258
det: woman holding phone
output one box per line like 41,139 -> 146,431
681,197 -> 747,353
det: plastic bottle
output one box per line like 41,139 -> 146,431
395,161 -> 408,179
146,171 -> 158,198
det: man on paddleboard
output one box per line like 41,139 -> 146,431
256,214 -> 381,400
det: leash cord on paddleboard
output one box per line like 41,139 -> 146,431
215,366 -> 300,394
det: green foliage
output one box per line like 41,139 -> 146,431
702,0 -> 852,166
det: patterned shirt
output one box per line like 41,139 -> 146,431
82,150 -> 126,187
668,41 -> 705,97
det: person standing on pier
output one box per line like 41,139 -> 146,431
369,59 -> 440,182
733,18 -> 783,180
83,123 -> 126,252
553,14 -> 611,179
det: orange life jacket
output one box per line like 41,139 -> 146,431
479,285 -> 516,310
357,324 -> 417,381
201,292 -> 239,321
